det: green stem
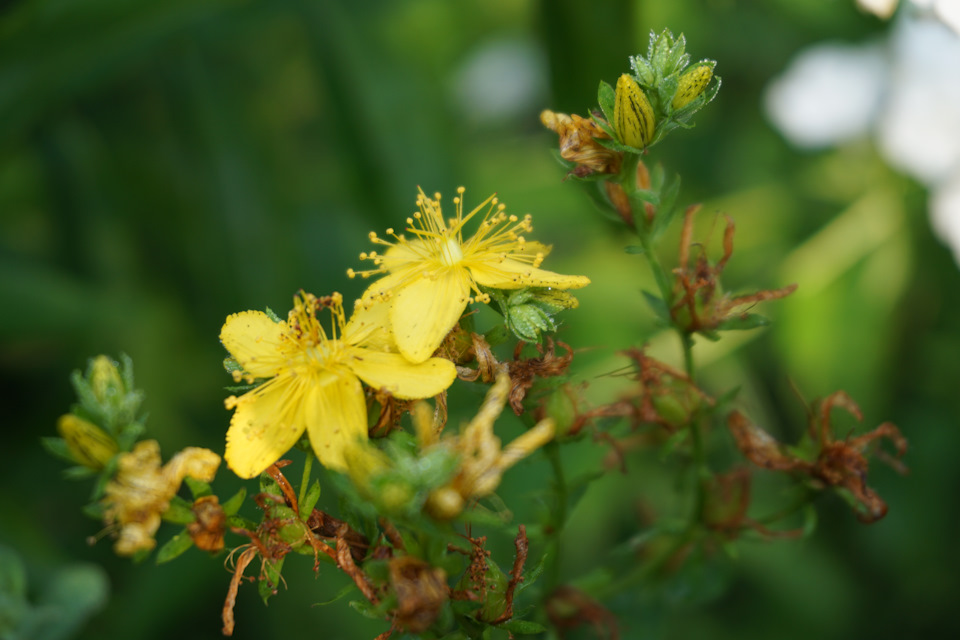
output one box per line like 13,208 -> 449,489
298,453 -> 314,510
543,440 -> 568,593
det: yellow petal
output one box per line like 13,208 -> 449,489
224,374 -> 307,479
348,348 -> 456,399
468,257 -> 590,290
220,311 -> 287,378
357,270 -> 409,303
304,373 -> 368,471
390,271 -> 470,363
344,295 -> 395,352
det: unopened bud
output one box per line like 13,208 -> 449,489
89,355 -> 124,405
672,64 -> 713,110
56,414 -> 118,469
614,74 -> 656,148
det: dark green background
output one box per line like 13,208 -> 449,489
2,1 -> 958,638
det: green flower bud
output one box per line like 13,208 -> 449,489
672,64 -> 714,110
89,355 -> 124,406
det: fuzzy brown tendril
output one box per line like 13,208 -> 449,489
728,391 -> 907,523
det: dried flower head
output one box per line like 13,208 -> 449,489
728,391 -> 907,523
102,440 -> 220,555
540,109 -> 623,177
423,371 -> 556,519
672,205 -> 797,336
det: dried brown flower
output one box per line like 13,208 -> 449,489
728,391 -> 907,523
187,495 -> 226,553
540,110 -> 622,177
388,556 -> 448,632
672,206 -> 796,335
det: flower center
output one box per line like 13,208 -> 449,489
438,236 -> 463,266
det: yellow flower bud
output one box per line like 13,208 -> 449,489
56,414 -> 118,470
89,355 -> 124,405
614,74 -> 656,149
672,64 -> 713,110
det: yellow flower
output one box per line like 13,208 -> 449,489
220,291 -> 457,478
349,188 -> 590,363
102,440 -> 220,556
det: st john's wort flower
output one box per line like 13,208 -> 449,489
220,292 -> 456,478
349,188 -> 590,363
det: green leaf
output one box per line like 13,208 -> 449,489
641,290 -> 671,324
184,477 -> 212,499
624,245 -> 645,255
163,495 -> 195,524
499,619 -> 547,635
716,313 -> 770,332
264,306 -> 282,323
222,488 -> 247,516
156,530 -> 194,564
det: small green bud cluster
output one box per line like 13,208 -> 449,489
488,287 -> 580,343
596,29 -> 720,151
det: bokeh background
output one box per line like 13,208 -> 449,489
2,0 -> 958,639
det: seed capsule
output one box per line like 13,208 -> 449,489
614,74 -> 656,149
672,64 -> 713,110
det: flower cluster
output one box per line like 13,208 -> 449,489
220,188 -> 587,483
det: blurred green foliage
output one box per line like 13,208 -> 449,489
2,0 -> 959,638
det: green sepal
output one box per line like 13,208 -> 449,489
650,174 -> 682,242
716,313 -> 770,332
156,530 -> 194,564
516,552 -> 548,594
299,480 -> 322,521
163,495 -> 196,524
499,619 -> 547,635
41,437 -> 74,463
314,583 -> 357,606
222,488 -> 247,516
630,55 -> 655,86
227,515 -> 257,530
81,502 -> 105,520
223,357 -> 242,374
184,477 -> 212,499
264,306 -> 283,323
597,80 -> 615,124
258,557 -> 285,604
641,290 -> 671,324
62,466 -> 97,480
658,429 -> 691,461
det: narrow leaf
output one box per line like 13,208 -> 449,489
156,530 -> 194,564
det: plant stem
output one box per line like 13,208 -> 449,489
298,453 -> 314,510
543,440 -> 568,593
